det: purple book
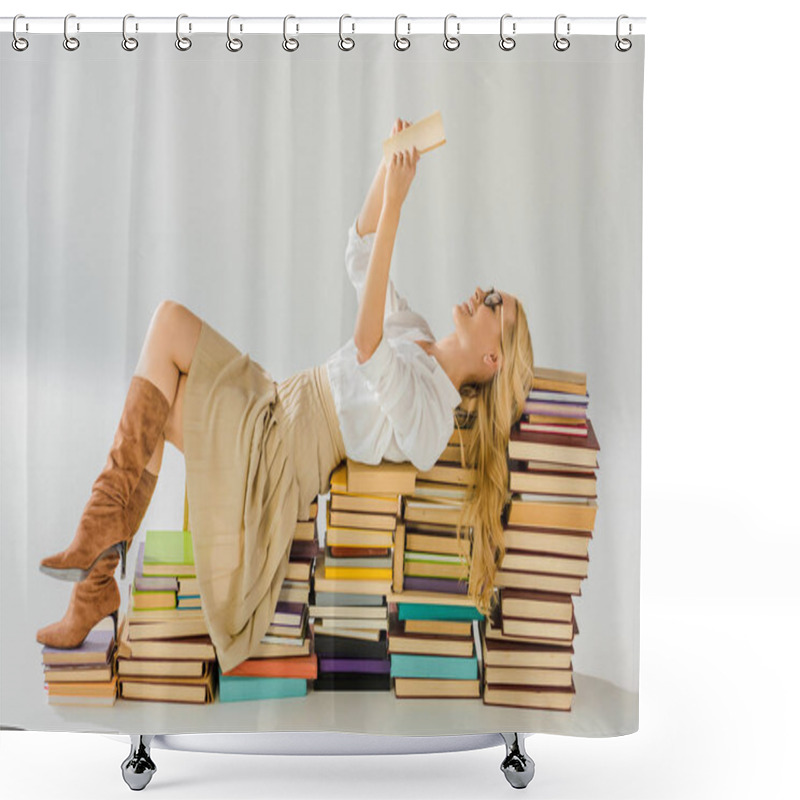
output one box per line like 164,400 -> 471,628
134,543 -> 178,592
41,629 -> 114,664
403,576 -> 469,595
274,601 -> 306,625
290,539 -> 322,560
318,657 -> 391,674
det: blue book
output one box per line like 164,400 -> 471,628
218,675 -> 308,703
397,603 -> 483,622
390,653 -> 479,680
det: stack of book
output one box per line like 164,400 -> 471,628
387,428 -> 484,699
310,459 -> 413,692
482,366 -> 600,712
116,529 -> 216,704
218,502 -> 321,703
42,629 -> 118,707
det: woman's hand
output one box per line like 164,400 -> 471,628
389,118 -> 412,139
383,146 -> 419,211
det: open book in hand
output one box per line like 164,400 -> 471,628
382,111 -> 446,160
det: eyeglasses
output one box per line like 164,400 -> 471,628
483,287 -> 503,311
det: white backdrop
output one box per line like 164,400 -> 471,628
1,0 -> 799,798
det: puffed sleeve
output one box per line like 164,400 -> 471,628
355,337 -> 456,472
345,215 -> 410,317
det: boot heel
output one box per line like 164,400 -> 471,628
117,539 -> 128,581
110,609 -> 119,645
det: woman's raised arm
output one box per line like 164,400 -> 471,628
354,145 -> 419,364
356,118 -> 412,237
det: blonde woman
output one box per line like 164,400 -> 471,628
37,118 -> 534,673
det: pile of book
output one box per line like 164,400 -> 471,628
42,628 -> 118,707
217,501 -> 321,702
116,529 -> 216,704
482,366 -> 600,712
387,427 -> 483,699
309,460 -> 412,692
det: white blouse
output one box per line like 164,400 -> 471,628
324,216 -> 463,472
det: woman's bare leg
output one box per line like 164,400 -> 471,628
133,300 -> 202,465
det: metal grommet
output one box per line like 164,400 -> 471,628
443,13 -> 460,51
226,15 -> 243,52
12,14 -> 29,52
122,14 -> 139,51
394,14 -> 410,51
63,13 -> 80,51
553,14 -> 570,52
175,13 -> 192,51
283,15 -> 299,52
338,14 -> 355,51
499,13 -> 515,51
615,14 -> 632,52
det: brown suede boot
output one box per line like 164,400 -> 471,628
40,375 -> 170,582
36,468 -> 159,649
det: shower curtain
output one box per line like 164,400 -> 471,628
0,24 -> 644,738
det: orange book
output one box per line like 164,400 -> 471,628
222,653 -> 318,679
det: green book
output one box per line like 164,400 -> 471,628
397,603 -> 483,622
142,530 -> 196,577
390,653 -> 479,680
218,676 -> 308,702
404,551 -> 468,564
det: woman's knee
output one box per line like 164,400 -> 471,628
151,300 -> 202,371
153,299 -> 187,329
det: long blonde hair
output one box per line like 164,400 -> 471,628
453,299 -> 534,616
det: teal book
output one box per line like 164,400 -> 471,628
218,676 -> 308,703
397,603 -> 484,622
390,653 -> 479,680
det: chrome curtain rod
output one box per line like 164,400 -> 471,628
1,15 -> 646,36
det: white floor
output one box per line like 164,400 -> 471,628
2,595 -> 796,798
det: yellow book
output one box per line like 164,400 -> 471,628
346,458 -> 417,495
330,462 -> 347,490
313,556 -> 391,596
382,110 -> 446,160
323,566 -> 393,581
329,491 -> 400,515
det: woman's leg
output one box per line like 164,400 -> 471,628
36,301 -> 203,645
40,300 -> 202,581
134,300 -> 202,464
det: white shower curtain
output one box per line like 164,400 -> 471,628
1,26 -> 644,737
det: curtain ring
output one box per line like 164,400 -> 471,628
615,14 -> 632,52
499,13 -> 515,51
283,15 -> 299,52
443,14 -> 460,51
553,14 -> 570,51
226,15 -> 243,52
338,14 -> 355,51
394,14 -> 410,51
63,13 -> 80,51
12,14 -> 29,52
122,14 -> 139,52
175,14 -> 192,51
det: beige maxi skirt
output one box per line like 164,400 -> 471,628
182,320 -> 346,673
